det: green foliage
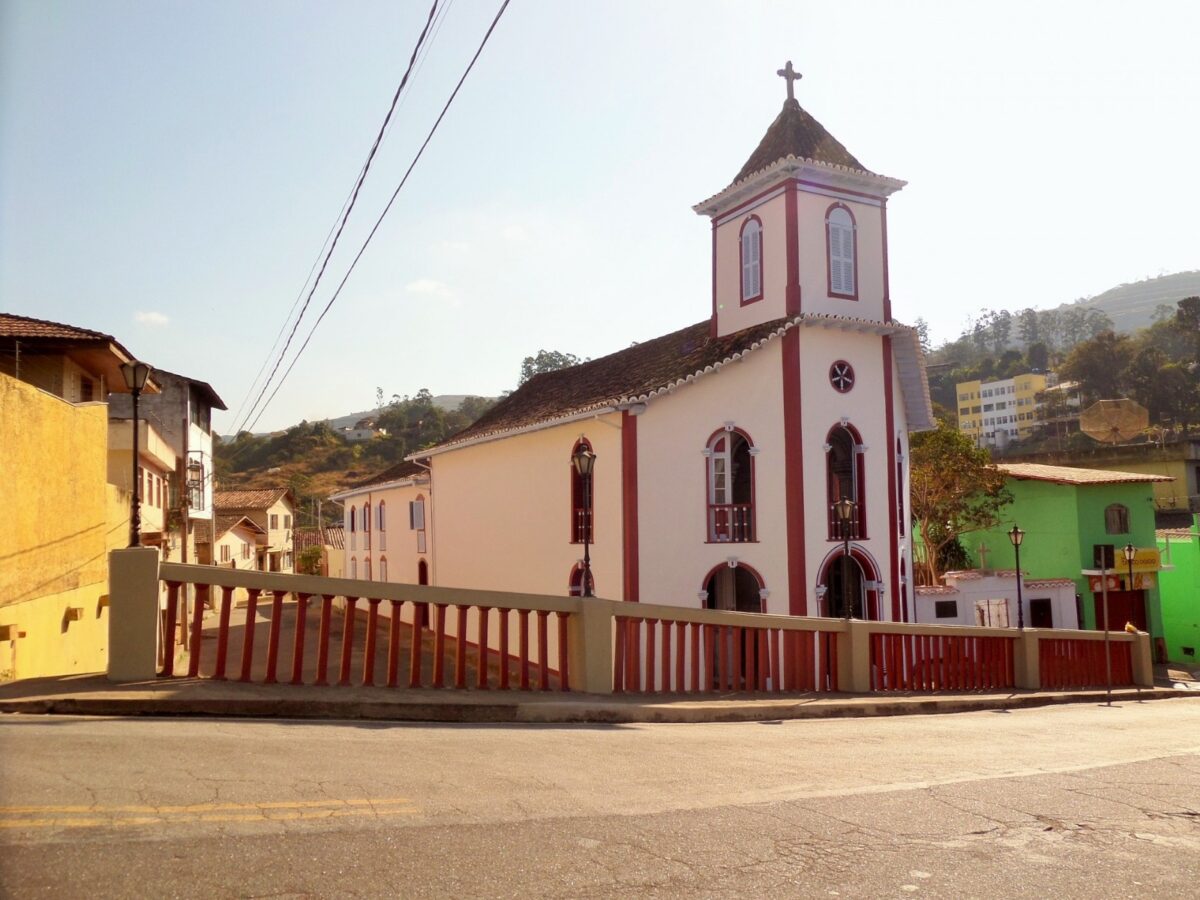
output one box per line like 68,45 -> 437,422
909,420 -> 1012,585
297,545 -> 324,576
519,349 -> 584,386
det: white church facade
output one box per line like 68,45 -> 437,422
345,65 -> 935,621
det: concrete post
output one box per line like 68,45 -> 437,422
108,548 -> 161,682
842,622 -> 873,693
567,598 -> 616,694
1129,632 -> 1154,687
1013,629 -> 1041,690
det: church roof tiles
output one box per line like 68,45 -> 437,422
734,99 -> 870,184
419,313 -> 932,456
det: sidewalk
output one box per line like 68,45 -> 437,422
0,674 -> 1191,724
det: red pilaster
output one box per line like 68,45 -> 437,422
882,336 -> 901,621
622,409 -> 640,602
881,199 -> 892,322
785,180 -> 802,316
782,327 -> 807,615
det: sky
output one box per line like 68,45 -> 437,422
2,1 -> 1198,434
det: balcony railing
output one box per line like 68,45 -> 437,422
708,503 -> 755,542
572,507 -> 592,544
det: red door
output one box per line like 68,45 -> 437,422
1093,590 -> 1146,632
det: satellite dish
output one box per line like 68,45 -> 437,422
1080,399 -> 1149,444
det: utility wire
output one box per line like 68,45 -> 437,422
234,0 -> 441,435
245,0 -> 511,433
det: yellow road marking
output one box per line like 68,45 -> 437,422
0,798 -> 419,829
0,797 -> 412,815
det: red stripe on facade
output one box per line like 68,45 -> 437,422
710,220 -> 718,339
882,336 -> 901,621
781,329 -> 807,615
785,181 -> 801,316
881,199 -> 892,322
622,409 -> 640,603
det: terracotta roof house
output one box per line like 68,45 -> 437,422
213,488 -> 296,573
357,65 -> 935,622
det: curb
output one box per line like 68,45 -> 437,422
0,687 -> 1186,725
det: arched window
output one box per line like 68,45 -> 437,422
1105,504 -> 1130,534
417,559 -> 429,586
826,204 -> 857,299
570,439 -> 594,544
705,426 -> 756,542
379,556 -> 388,582
364,557 -> 372,581
362,501 -> 371,550
826,423 -> 866,539
350,557 -> 357,579
411,494 -> 427,553
348,505 -> 357,551
739,216 -> 763,304
568,563 -> 594,597
378,501 -> 387,551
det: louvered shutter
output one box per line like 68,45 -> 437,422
828,208 -> 855,295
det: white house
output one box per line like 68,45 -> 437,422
330,461 -> 430,587
390,66 -> 934,621
915,571 -> 1079,629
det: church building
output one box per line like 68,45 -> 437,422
357,65 -> 934,621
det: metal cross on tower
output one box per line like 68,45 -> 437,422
977,541 -> 991,571
777,60 -> 802,102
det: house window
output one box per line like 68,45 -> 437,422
570,439 -> 594,544
363,502 -> 371,550
706,427 -> 756,542
410,495 -> 427,553
826,423 -> 866,539
349,505 -> 357,551
826,204 -> 857,298
284,515 -> 291,529
1104,504 -> 1130,534
350,557 -> 357,579
378,501 -> 387,551
270,514 -> 279,530
242,544 -> 250,560
364,558 -> 372,581
935,600 -> 958,619
739,216 -> 763,304
220,545 -> 230,563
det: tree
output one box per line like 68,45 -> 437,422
1058,331 -> 1134,404
1151,302 -> 1177,324
1176,296 -> 1200,363
913,317 -> 931,355
519,349 -> 584,386
1017,308 -> 1040,346
990,310 -> 1012,354
909,421 -> 1012,586
1025,341 -> 1049,372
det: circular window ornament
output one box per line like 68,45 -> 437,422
829,360 -> 855,393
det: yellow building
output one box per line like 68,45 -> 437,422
956,372 -> 1051,448
0,314 -> 153,681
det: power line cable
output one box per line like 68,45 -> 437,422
234,0 -> 441,435
245,0 -> 511,433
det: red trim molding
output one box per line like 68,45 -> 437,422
710,220 -> 718,338
825,202 -> 859,301
622,410 -> 639,602
882,336 -> 901,621
881,199 -> 892,322
700,561 -> 768,613
738,215 -> 764,306
785,181 -> 801,316
781,329 -> 806,615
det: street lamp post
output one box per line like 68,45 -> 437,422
120,361 -> 152,548
834,497 -> 857,619
571,444 -> 597,598
1007,524 -> 1025,630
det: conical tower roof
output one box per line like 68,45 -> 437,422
733,97 -> 871,183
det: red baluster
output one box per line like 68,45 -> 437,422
498,609 -> 511,690
337,597 -> 357,687
477,607 -> 490,690
386,599 -> 402,688
314,595 -> 334,686
213,586 -> 234,681
517,609 -> 530,690
187,583 -> 207,678
362,598 -> 380,686
161,582 -> 180,677
455,606 -> 468,689
613,617 -> 626,693
291,593 -> 309,686
644,620 -> 657,692
264,591 -> 285,685
536,610 -> 550,691
432,604 -> 447,688
558,612 -> 570,692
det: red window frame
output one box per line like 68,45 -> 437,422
705,426 -> 757,543
825,202 -> 859,301
739,215 -> 764,306
570,438 -> 594,544
826,423 -> 867,540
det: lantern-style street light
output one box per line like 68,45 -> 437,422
1122,543 -> 1137,592
1007,524 -> 1025,630
571,444 -> 597,598
120,361 -> 152,548
835,497 -> 857,619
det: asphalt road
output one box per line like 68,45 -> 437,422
1,699 -> 1199,898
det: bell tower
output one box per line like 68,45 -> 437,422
694,63 -> 907,337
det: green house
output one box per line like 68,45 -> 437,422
1156,520 -> 1200,666
967,463 -> 1172,655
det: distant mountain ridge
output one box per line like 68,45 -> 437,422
228,395 -> 477,439
1063,270 -> 1200,334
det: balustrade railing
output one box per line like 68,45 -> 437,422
707,503 -> 755,543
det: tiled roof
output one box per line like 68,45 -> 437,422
421,313 -> 932,455
734,99 -> 870,184
997,463 -> 1174,486
195,514 -> 264,544
1026,578 -> 1078,588
214,488 -> 292,511
1156,528 -> 1198,540
0,313 -> 118,342
915,586 -> 958,595
351,460 -> 425,490
151,367 -> 227,411
294,525 -> 345,551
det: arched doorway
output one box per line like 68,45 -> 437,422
703,563 -> 764,613
818,548 -> 881,620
